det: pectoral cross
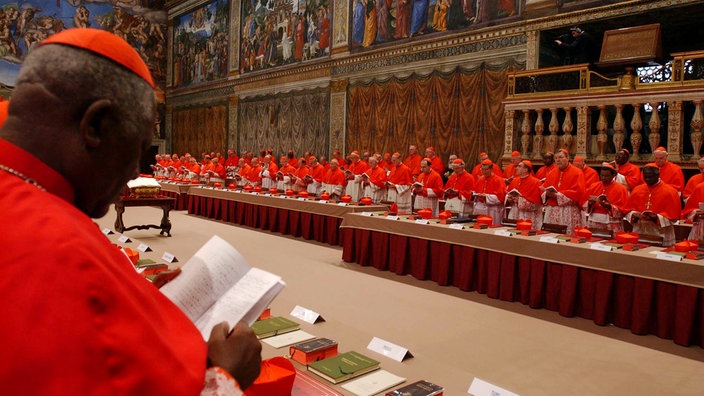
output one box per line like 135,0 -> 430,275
645,193 -> 652,210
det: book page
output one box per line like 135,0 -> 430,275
194,268 -> 285,338
160,236 -> 253,324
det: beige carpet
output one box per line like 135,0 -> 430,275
96,206 -> 704,395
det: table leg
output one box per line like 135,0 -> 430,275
160,204 -> 172,236
114,203 -> 125,233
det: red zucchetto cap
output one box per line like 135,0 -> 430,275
39,28 -> 154,88
619,148 -> 630,155
601,162 -> 616,172
452,158 -> 465,167
521,160 -> 533,168
426,147 -> 435,152
644,162 -> 658,169
573,156 -> 584,162
351,150 -> 360,156
393,152 -> 401,157
511,150 -> 520,157
654,146 -> 667,153
481,159 -> 493,165
309,156 -> 317,162
479,151 -> 487,157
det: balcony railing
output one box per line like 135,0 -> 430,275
503,50 -> 704,167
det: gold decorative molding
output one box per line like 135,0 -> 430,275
330,79 -> 348,93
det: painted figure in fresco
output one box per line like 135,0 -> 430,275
446,0 -> 466,30
73,5 -> 90,28
281,13 -> 292,61
362,0 -> 377,47
352,0 -> 365,45
394,0 -> 411,38
409,0 -> 428,37
432,0 -> 448,31
294,13 -> 305,60
318,7 -> 330,54
375,0 -> 391,42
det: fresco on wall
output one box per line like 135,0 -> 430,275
350,0 -> 518,48
172,0 -> 229,87
239,0 -> 331,74
0,1 -> 166,88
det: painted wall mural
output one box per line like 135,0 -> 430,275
350,0 -> 519,48
0,0 -> 166,88
172,0 -> 229,87
239,0 -> 331,74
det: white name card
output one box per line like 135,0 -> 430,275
161,251 -> 178,263
361,212 -> 374,217
386,215 -> 400,220
338,202 -> 348,206
656,252 -> 683,262
264,193 -> 272,196
367,337 -> 412,362
290,305 -> 324,324
449,223 -> 465,230
468,377 -> 520,396
319,200 -> 328,204
101,228 -> 113,235
117,235 -> 131,243
136,243 -> 152,252
590,243 -> 613,252
539,236 -> 560,244
414,219 -> 430,225
297,197 -> 306,201
494,230 -> 512,237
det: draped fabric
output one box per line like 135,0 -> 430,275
172,105 -> 227,156
347,62 -> 520,169
239,88 -> 330,158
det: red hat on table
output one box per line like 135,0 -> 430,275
511,150 -> 521,157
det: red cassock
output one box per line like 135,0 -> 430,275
248,164 -> 263,183
542,164 -> 585,206
404,153 -> 422,176
616,161 -> 643,191
0,139 -> 206,394
365,165 -> 388,188
416,170 -> 444,198
506,174 -> 542,204
684,173 -> 704,200
585,180 -> 629,215
348,160 -> 369,176
581,166 -> 599,187
389,163 -> 413,185
213,163 -> 226,178
309,163 -> 326,183
471,163 -> 502,179
474,174 -> 506,202
536,163 -> 556,181
444,171 -> 474,201
324,168 -> 346,186
658,161 -> 685,192
429,156 -> 444,175
625,181 -> 682,220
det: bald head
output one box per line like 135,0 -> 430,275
1,39 -> 155,218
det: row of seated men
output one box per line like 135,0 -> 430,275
153,145 -> 704,247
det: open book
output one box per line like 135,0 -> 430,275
160,236 -> 286,339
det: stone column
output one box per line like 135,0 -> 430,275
576,106 -> 590,159
504,109 -> 516,159
329,79 -> 348,156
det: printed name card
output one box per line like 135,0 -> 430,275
101,228 -> 113,235
468,377 -> 520,396
297,197 -> 306,201
539,236 -> 560,244
656,252 -> 683,262
367,337 -> 412,362
361,212 -> 374,217
338,202 -> 348,206
386,215 -> 400,220
264,193 -> 272,196
290,305 -> 324,324
590,243 -> 613,252
414,219 -> 430,225
136,243 -> 152,252
161,251 -> 178,263
117,235 -> 131,243
318,200 -> 328,204
449,223 -> 465,230
494,230 -> 512,237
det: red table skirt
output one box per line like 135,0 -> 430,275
159,191 -> 188,211
341,228 -> 704,348
187,195 -> 342,246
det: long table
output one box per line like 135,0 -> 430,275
340,212 -> 704,348
158,182 -> 192,210
187,187 -> 387,245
